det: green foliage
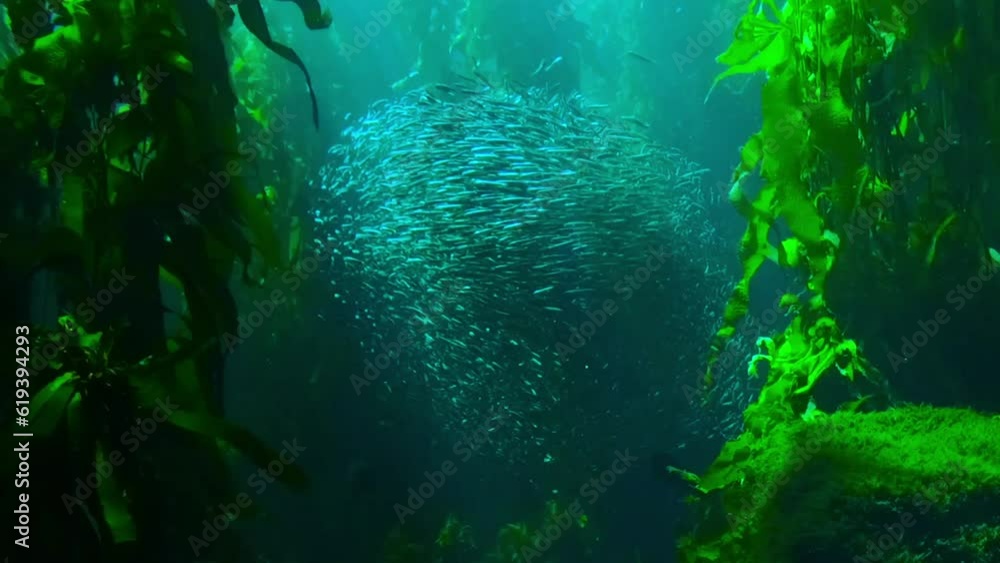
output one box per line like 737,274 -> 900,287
494,522 -> 538,563
234,0 -> 325,128
25,316 -> 308,540
689,0 -> 1000,559
957,523 -> 1000,559
703,0 -> 877,391
681,407 -> 1000,562
2,0 -> 330,558
704,0 -> 987,395
742,310 -> 870,435
701,0 -> 987,401
377,499 -> 597,563
436,513 -> 476,549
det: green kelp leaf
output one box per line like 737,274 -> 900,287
706,184 -> 781,385
779,182 -> 824,245
834,340 -> 862,382
28,373 -> 78,437
129,337 -> 214,377
839,395 -> 872,413
160,238 -> 239,351
809,93 -> 863,181
105,165 -> 136,210
735,133 -> 765,180
722,279 -> 751,326
707,26 -> 791,102
824,36 -> 853,83
19,69 -> 45,86
167,411 -> 309,490
759,72 -> 807,179
778,293 -> 799,309
276,0 -> 333,29
159,265 -> 185,294
793,347 -> 837,395
801,397 -> 819,421
166,51 -> 194,74
78,329 -> 103,352
288,216 -> 303,265
926,212 -> 958,267
238,0 -> 320,128
105,111 -> 152,159
989,247 -> 1000,266
28,23 -> 83,76
66,392 -> 85,449
664,465 -> 705,492
230,176 -> 282,270
61,174 -> 88,236
716,12 -> 787,67
214,0 -> 237,27
96,443 -> 136,543
697,433 -> 754,493
127,340 -> 213,423
58,315 -> 104,351
896,109 -> 910,137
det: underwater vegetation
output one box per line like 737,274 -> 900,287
681,406 -> 1000,561
4,0 -> 1000,561
682,0 -> 1000,561
382,500 -> 598,563
2,0 -> 328,561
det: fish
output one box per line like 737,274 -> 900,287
531,56 -> 565,77
652,453 -> 705,490
626,51 -> 658,65
473,70 -> 494,89
313,83 -> 727,465
256,184 -> 278,210
392,69 -> 421,92
543,56 -> 564,73
622,115 -> 651,129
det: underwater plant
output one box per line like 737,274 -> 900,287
2,0 -> 329,561
685,0 -> 1000,560
435,513 -> 476,550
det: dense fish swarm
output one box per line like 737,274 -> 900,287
314,84 -> 747,464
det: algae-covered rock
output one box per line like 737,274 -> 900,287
679,406 -> 1000,562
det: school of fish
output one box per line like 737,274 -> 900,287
313,83 -> 751,464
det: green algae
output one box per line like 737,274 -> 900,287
680,406 -> 1000,562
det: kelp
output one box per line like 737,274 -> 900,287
25,315 -> 309,537
688,0 -> 998,559
703,0 -> 987,401
379,501 -> 593,563
236,0 -> 324,128
698,0 -> 974,404
2,0 -> 330,558
702,0 -> 878,395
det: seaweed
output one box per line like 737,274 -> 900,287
2,0 -> 330,560
686,0 -> 1000,560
